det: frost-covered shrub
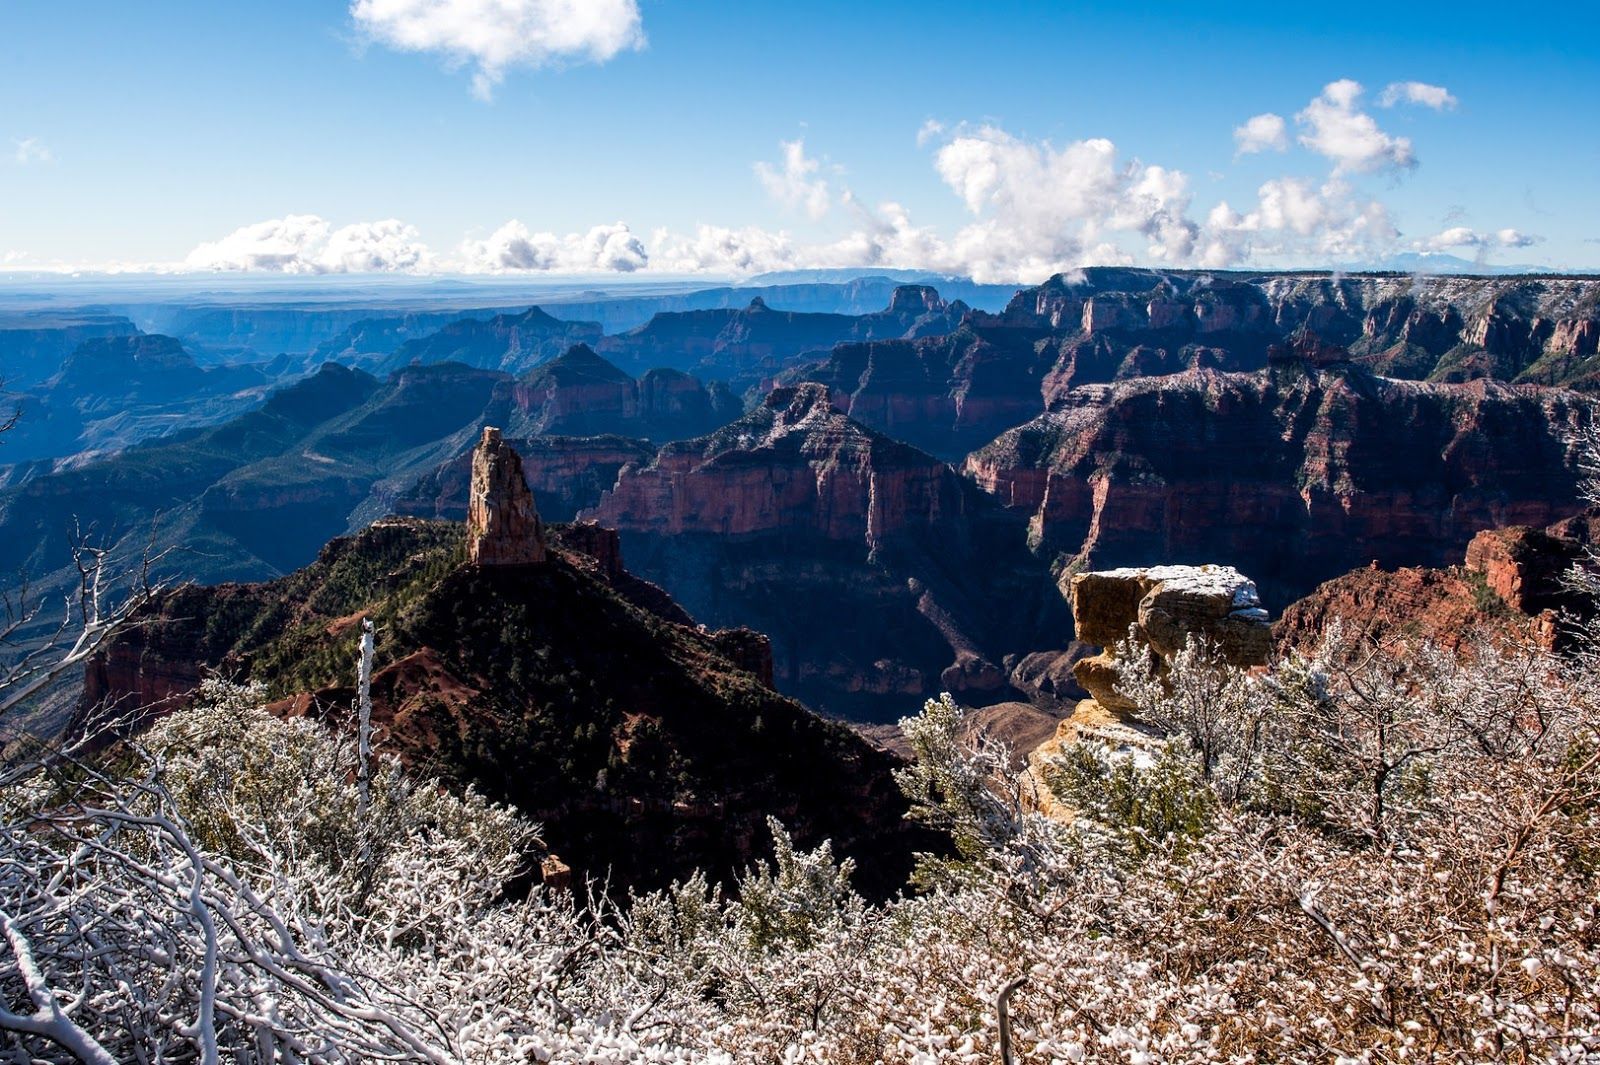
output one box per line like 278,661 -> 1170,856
4,625 -> 1599,1062
0,681 -> 687,1063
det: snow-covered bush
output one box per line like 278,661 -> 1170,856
0,681 -> 697,1063
3,626 -> 1599,1062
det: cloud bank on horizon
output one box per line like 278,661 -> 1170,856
0,2 -> 1547,283
172,75 -> 1526,284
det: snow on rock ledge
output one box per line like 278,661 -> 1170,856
1022,563 -> 1275,818
1069,564 -> 1272,711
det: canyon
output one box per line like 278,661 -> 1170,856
965,340 -> 1594,608
5,269 -> 1600,731
582,382 -> 1070,719
78,434 -> 928,894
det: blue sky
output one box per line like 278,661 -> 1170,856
1,0 -> 1596,280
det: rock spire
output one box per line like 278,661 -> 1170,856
468,426 -> 546,566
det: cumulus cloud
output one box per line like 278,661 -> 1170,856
320,219 -> 431,272
1197,178 -> 1398,268
754,140 -> 831,220
1379,81 -> 1458,110
457,220 -> 648,272
1296,79 -> 1416,174
145,79 -> 1496,283
1495,228 -> 1541,249
185,215 -> 432,273
823,195 -> 949,271
661,98 -> 1460,282
1117,165 -> 1200,263
1417,226 -> 1543,251
1233,113 -> 1288,155
13,137 -> 52,164
651,224 -> 798,275
185,215 -> 331,272
350,0 -> 644,99
925,125 -> 1201,281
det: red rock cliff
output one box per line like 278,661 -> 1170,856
1276,515 -> 1596,655
965,359 -> 1596,606
583,383 -> 965,547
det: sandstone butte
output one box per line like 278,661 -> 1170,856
1022,564 -> 1273,818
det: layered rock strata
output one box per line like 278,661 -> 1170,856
781,270 -> 1600,465
584,383 -> 963,545
581,383 -> 1067,719
966,355 -> 1595,607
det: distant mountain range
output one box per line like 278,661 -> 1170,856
1356,252 -> 1600,276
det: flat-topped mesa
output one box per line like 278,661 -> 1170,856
1070,564 -> 1272,712
467,426 -> 546,566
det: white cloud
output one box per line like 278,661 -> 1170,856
350,0 -> 644,100
1233,113 -> 1287,155
916,119 -> 945,147
652,224 -> 797,275
13,137 -> 52,165
1379,81 -> 1458,110
1199,178 -> 1398,267
822,195 -> 949,271
77,81 -> 1497,283
660,103 -> 1448,282
1421,225 -> 1482,250
185,215 -> 433,273
1253,177 -> 1333,235
754,140 -> 831,220
926,125 -> 1200,281
1117,165 -> 1199,263
186,215 -> 331,272
1296,79 -> 1416,174
1417,226 -> 1543,251
457,220 -> 648,272
319,219 -> 431,272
